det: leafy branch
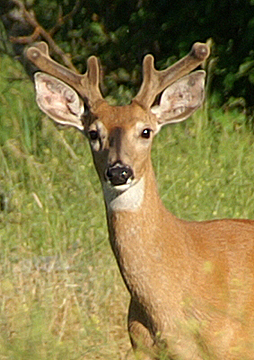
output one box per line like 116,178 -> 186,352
9,0 -> 82,72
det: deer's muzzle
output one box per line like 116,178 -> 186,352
106,162 -> 134,186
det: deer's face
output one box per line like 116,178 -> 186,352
28,42 -> 209,194
86,101 -> 156,191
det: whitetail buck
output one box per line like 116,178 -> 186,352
26,41 -> 254,360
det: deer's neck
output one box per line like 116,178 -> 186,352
102,162 -> 185,303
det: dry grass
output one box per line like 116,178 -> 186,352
0,248 -> 132,360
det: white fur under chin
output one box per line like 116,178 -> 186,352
103,177 -> 145,212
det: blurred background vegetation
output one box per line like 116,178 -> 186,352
1,1 -> 254,359
0,0 -> 254,111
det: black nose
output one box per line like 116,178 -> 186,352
106,162 -> 133,186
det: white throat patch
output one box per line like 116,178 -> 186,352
103,177 -> 145,212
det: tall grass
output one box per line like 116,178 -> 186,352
1,55 -> 254,359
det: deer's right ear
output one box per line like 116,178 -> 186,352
34,72 -> 85,131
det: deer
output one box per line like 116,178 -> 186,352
25,41 -> 254,360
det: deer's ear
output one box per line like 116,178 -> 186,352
34,72 -> 85,131
151,71 -> 205,128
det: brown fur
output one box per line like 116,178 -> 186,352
28,41 -> 254,359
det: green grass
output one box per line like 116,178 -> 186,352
155,108 -> 254,221
1,54 -> 254,359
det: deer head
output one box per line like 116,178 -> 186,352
26,42 -> 209,199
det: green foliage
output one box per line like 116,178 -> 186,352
31,0 -> 254,113
1,0 -> 254,113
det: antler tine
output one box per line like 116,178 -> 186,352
26,42 -> 103,106
133,42 -> 210,109
33,41 -> 49,56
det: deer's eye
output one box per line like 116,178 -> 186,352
141,128 -> 152,139
89,130 -> 99,141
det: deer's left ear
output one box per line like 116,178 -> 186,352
151,71 -> 206,128
34,72 -> 85,131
